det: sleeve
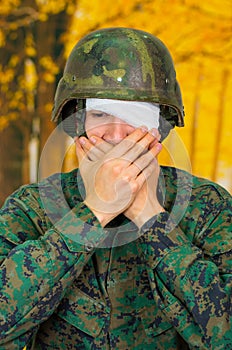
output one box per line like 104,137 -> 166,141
138,196 -> 232,349
0,187 -> 105,346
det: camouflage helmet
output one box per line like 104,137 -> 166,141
52,27 -> 184,138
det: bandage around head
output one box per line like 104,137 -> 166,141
86,99 -> 160,129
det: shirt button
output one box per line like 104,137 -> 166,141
85,241 -> 94,252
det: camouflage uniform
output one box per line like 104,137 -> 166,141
0,166 -> 231,349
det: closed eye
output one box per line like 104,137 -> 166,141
92,112 -> 109,118
88,110 -> 110,118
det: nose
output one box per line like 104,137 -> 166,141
103,118 -> 131,144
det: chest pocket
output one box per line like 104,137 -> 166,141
140,304 -> 173,337
56,288 -> 109,338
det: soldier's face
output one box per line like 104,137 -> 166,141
85,110 -> 135,145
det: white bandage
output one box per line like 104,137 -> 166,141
86,98 -> 160,129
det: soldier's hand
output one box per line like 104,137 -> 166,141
123,142 -> 165,228
75,127 -> 160,226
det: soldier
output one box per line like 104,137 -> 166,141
0,27 -> 231,349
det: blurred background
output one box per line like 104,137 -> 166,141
0,0 -> 231,206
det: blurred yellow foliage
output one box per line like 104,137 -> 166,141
36,0 -> 68,14
0,113 -> 17,129
0,67 -> 14,84
0,0 -> 21,15
45,102 -> 54,113
9,55 -> 20,68
0,29 -> 5,47
9,91 -> 24,109
25,59 -> 37,91
25,33 -> 37,57
39,56 -> 59,83
39,56 -> 59,75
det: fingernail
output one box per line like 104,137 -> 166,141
156,143 -> 162,151
79,138 -> 85,145
140,125 -> 148,133
150,128 -> 159,137
89,136 -> 97,144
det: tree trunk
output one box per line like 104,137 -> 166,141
0,7 -> 73,204
0,125 -> 24,206
35,12 -> 72,180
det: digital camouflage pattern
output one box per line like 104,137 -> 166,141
0,166 -> 231,349
51,27 -> 184,137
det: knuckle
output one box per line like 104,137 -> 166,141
112,164 -> 121,175
131,181 -> 139,193
121,174 -> 131,182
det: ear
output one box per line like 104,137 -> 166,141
61,99 -> 86,137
